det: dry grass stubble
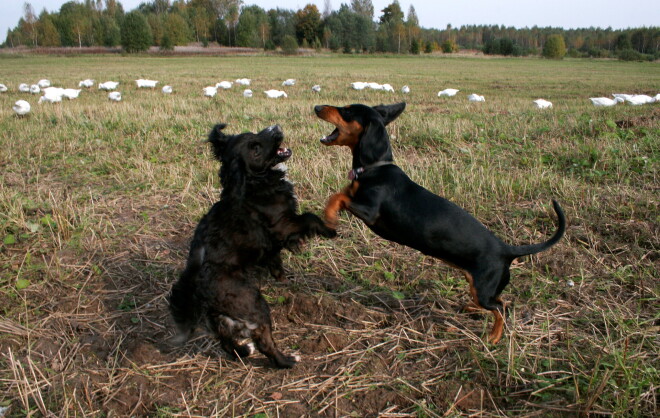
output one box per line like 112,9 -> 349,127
0,55 -> 658,416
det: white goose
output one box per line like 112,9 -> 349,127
62,88 -> 81,99
79,79 -> 94,88
438,88 -> 459,97
136,79 -> 158,88
282,79 -> 296,86
312,85 -> 321,93
235,78 -> 251,86
37,79 -> 51,88
264,89 -> 287,98
401,85 -> 410,94
30,84 -> 41,94
162,85 -> 173,94
108,92 -> 122,101
533,99 -> 553,109
0,84 -> 8,92
13,100 -> 31,115
19,83 -> 30,93
351,82 -> 368,90
44,87 -> 65,96
99,81 -> 119,90
612,93 -> 633,101
382,84 -> 395,92
39,90 -> 63,104
216,81 -> 233,89
203,86 -> 217,97
590,97 -> 623,107
243,89 -> 253,98
468,93 -> 485,102
625,94 -> 654,105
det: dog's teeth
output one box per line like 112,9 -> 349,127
247,343 -> 255,355
293,354 -> 301,362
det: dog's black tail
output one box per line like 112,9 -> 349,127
507,200 -> 566,259
168,245 -> 204,344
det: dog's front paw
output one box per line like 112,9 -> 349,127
234,343 -> 255,358
321,226 -> 337,238
274,353 -> 300,369
284,237 -> 303,253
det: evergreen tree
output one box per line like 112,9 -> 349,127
351,0 -> 374,19
543,34 -> 566,59
281,34 -> 298,54
38,13 -> 61,47
101,15 -> 121,46
615,33 -> 632,50
410,37 -> 419,54
121,11 -> 153,52
160,32 -> 174,50
236,5 -> 268,47
379,1 -> 403,24
268,8 -> 296,48
441,39 -> 458,53
164,13 -> 192,46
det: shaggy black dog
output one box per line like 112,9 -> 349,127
169,123 -> 335,368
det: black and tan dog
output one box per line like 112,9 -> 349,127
169,123 -> 335,368
314,102 -> 565,343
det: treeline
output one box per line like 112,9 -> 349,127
4,0 -> 659,60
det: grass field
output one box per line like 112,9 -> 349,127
0,54 -> 658,416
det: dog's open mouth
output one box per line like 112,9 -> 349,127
277,147 -> 292,160
320,128 -> 339,144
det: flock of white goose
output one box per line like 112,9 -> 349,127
2,77 -> 658,116
202,78 -> 304,99
3,78 -> 175,115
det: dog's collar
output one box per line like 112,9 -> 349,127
348,161 -> 394,180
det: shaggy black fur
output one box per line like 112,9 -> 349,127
169,124 -> 335,368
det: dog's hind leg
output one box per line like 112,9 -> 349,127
168,265 -> 202,345
266,254 -> 287,282
252,323 -> 299,369
465,269 -> 507,344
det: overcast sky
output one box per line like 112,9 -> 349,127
3,0 -> 658,43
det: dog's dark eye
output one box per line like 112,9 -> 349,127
249,142 -> 262,155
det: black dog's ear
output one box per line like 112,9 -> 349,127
220,157 -> 246,201
208,123 -> 229,160
373,102 -> 406,126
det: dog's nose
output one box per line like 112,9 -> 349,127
269,125 -> 282,134
314,105 -> 325,114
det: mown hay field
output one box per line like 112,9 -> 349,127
0,54 -> 658,416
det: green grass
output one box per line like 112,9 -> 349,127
0,53 -> 658,416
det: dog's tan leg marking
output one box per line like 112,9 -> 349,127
324,193 -> 350,229
324,182 -> 359,229
488,310 -> 505,344
463,271 -> 504,344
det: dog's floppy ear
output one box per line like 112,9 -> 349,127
220,157 -> 246,201
208,123 -> 229,161
373,102 -> 406,126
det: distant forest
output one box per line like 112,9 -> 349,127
4,0 -> 659,60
